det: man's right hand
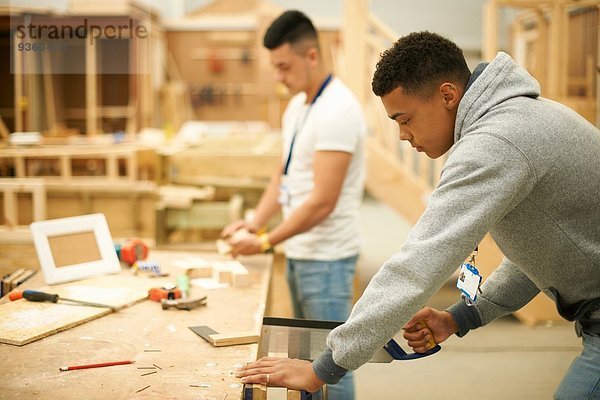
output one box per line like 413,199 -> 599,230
221,219 -> 256,238
402,307 -> 459,353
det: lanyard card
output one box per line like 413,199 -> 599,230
278,182 -> 291,206
456,262 -> 482,302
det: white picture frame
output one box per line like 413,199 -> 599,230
30,213 -> 121,285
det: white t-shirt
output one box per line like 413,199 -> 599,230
280,77 -> 366,260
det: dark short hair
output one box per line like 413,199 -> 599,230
372,31 -> 471,98
263,10 -> 318,50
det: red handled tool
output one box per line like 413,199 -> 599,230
116,238 -> 149,266
148,287 -> 181,302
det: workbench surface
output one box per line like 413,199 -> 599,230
0,250 -> 273,399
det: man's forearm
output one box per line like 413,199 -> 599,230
267,196 -> 334,245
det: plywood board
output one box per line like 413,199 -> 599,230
0,273 -> 158,346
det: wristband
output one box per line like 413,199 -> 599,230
258,233 -> 273,253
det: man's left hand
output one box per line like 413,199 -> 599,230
235,357 -> 325,393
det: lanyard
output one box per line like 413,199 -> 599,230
282,74 -> 333,175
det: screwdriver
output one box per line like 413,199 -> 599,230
9,290 -> 117,311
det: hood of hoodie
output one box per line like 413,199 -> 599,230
454,52 -> 541,143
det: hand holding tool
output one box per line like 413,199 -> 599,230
9,290 -> 117,311
419,319 -> 438,350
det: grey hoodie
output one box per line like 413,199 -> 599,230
313,52 -> 600,383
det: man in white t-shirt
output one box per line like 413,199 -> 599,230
221,9 -> 365,400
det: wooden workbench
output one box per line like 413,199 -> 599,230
0,250 -> 273,399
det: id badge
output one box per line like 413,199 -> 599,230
278,182 -> 291,206
456,262 -> 482,302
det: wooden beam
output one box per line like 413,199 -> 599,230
483,0 -> 499,61
42,51 -> 57,132
342,0 -> 369,104
0,115 -> 9,140
2,188 -> 17,227
14,156 -> 25,178
547,2 -> 567,98
13,34 -> 23,132
86,38 -> 98,135
596,5 -> 600,127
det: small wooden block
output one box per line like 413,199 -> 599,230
187,266 -> 213,279
213,260 -> 249,287
208,331 -> 259,347
217,270 -> 232,284
189,325 -> 259,347
232,269 -> 250,287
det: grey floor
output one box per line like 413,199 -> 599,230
352,195 -> 583,400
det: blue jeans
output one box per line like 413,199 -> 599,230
554,331 -> 600,399
286,255 -> 357,400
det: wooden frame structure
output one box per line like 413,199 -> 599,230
2,0 -> 164,137
484,0 -> 599,125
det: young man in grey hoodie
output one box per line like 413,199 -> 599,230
236,31 -> 600,398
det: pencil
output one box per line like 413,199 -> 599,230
59,360 -> 134,371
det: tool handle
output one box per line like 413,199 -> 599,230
384,338 -> 441,361
418,319 -> 437,349
8,291 -> 23,301
23,290 -> 59,303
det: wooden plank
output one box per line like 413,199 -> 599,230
14,156 -> 25,178
208,330 -> 260,347
597,10 -> 600,127
0,115 -> 9,140
483,0 -> 499,61
106,153 -> 118,180
60,154 -> 71,180
0,273 -> 152,346
2,187 -> 17,227
25,45 -> 38,132
31,184 -> 46,222
342,0 -> 369,103
13,33 -> 23,132
549,2 -> 568,98
86,37 -> 98,135
41,51 -> 57,132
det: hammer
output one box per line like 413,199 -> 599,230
161,295 -> 207,311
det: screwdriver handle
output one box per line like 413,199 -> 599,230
23,290 -> 59,303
